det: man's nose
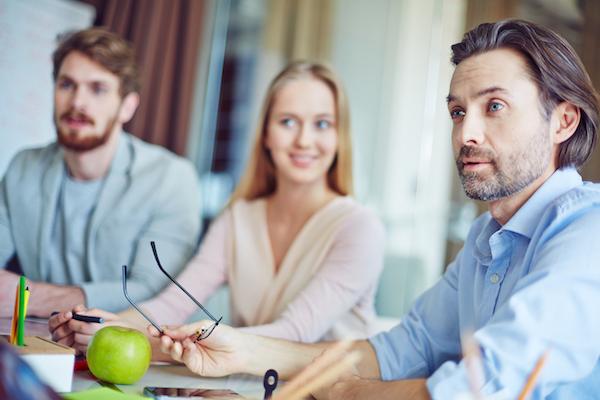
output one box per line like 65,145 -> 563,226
457,112 -> 485,145
70,87 -> 89,111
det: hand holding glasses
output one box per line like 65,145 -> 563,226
121,241 -> 222,341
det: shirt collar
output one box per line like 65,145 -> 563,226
473,167 -> 582,265
503,167 -> 582,238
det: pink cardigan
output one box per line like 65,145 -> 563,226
141,197 -> 385,342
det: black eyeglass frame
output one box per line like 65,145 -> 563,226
122,264 -> 164,334
120,242 -> 223,341
150,241 -> 222,341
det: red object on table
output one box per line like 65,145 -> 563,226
74,356 -> 88,371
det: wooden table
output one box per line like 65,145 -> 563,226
72,363 -> 266,398
1,318 -> 267,398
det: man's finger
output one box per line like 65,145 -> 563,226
51,324 -> 75,342
73,332 -> 92,346
73,342 -> 88,355
48,310 -> 72,331
56,334 -> 75,348
68,319 -> 103,335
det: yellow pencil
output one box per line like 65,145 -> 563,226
517,350 -> 550,400
23,286 -> 30,320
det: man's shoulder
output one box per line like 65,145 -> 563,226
3,142 -> 60,178
125,134 -> 196,177
548,182 -> 600,219
531,182 -> 600,244
127,134 -> 188,165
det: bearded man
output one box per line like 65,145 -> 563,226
149,20 -> 600,400
0,28 -> 201,317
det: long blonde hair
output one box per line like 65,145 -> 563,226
229,61 -> 353,203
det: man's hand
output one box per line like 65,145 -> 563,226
149,322 -> 381,383
49,305 -> 121,354
0,270 -> 21,317
148,321 -> 249,377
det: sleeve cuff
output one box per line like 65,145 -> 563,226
427,360 -> 509,400
368,333 -> 395,380
427,360 -> 471,399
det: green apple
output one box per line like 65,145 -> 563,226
87,326 -> 151,384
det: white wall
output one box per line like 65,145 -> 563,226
0,0 -> 94,175
330,0 -> 466,292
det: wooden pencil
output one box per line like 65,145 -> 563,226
517,350 -> 550,400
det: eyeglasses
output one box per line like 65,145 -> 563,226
122,264 -> 163,333
121,241 -> 223,341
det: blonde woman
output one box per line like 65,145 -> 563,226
50,61 -> 385,355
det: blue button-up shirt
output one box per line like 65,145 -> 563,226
369,168 -> 600,399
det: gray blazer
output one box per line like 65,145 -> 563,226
0,133 -> 201,311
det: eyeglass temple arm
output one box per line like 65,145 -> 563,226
150,241 -> 220,323
122,265 -> 164,334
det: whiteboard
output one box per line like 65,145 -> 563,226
0,0 -> 95,175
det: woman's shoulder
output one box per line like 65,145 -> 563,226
220,198 -> 267,228
330,196 -> 384,235
227,197 -> 266,214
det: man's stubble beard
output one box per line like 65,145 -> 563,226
457,124 -> 552,201
55,106 -> 121,153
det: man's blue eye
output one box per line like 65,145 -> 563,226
58,81 -> 73,90
316,120 -> 332,129
489,102 -> 504,112
450,109 -> 465,119
92,85 -> 107,95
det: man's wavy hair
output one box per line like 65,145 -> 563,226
451,19 -> 600,169
52,28 -> 140,97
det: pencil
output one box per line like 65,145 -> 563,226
273,351 -> 362,400
9,284 -> 19,344
16,276 -> 26,346
517,350 -> 550,400
272,341 -> 359,400
23,287 -> 30,321
461,331 -> 484,400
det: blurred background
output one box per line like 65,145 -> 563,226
1,0 -> 599,322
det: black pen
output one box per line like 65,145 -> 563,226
72,312 -> 104,324
51,311 -> 104,324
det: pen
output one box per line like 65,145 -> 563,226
50,311 -> 104,324
72,313 -> 104,324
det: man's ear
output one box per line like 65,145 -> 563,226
119,92 -> 140,124
552,101 -> 580,144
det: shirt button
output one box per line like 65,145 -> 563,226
490,273 -> 500,284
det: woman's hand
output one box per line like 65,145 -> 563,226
147,321 -> 248,377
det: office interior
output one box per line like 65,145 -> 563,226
2,0 -> 599,326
